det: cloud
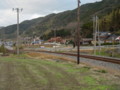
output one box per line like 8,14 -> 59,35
0,0 -> 101,26
29,14 -> 45,19
0,9 -> 16,26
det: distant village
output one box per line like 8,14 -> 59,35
0,32 -> 120,47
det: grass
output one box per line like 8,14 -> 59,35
95,51 -> 109,56
66,66 -> 91,73
0,54 -> 120,90
94,48 -> 120,58
95,70 -> 107,73
83,76 -> 97,85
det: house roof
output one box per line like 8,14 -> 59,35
107,34 -> 118,40
82,38 -> 93,41
99,32 -> 111,37
116,36 -> 120,40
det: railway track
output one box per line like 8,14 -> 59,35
34,50 -> 120,65
8,49 -> 120,65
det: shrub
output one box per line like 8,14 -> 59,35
0,44 -> 7,55
102,43 -> 119,45
96,70 -> 107,73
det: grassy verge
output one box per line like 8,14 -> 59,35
0,54 -> 120,90
92,48 -> 120,58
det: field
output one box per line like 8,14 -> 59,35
0,53 -> 120,90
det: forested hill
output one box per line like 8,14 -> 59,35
0,0 -> 120,39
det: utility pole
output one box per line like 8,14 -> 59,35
97,17 -> 101,55
112,37 -> 115,57
54,28 -> 57,52
119,37 -> 120,50
93,16 -> 97,55
95,16 -> 98,55
119,37 -> 120,49
13,8 -> 23,55
77,0 -> 81,64
93,16 -> 98,55
93,16 -> 95,55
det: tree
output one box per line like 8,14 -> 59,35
0,44 -> 7,55
81,22 -> 93,38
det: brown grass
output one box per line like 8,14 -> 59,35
27,52 -> 76,63
71,49 -> 93,54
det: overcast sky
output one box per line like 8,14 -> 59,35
0,0 -> 101,26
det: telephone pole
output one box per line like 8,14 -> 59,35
54,28 -> 57,52
93,16 -> 95,55
77,0 -> 81,64
13,8 -> 23,55
97,17 -> 101,55
93,15 -> 98,55
95,15 -> 97,55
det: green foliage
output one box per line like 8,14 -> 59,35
101,42 -> 119,45
83,76 -> 96,85
19,46 -> 24,50
96,70 -> 107,73
42,29 -> 71,40
67,40 -> 74,44
0,44 -> 7,55
100,7 -> 120,34
81,22 -> 93,38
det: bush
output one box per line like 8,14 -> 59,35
0,44 -> 7,55
102,43 -> 119,45
96,70 -> 107,73
19,46 -> 24,50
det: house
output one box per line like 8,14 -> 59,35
32,40 -> 42,45
22,36 -> 43,46
82,38 -> 93,45
116,36 -> 120,41
99,32 -> 111,43
32,37 -> 42,45
48,37 -> 65,44
22,37 -> 32,45
92,32 -> 119,44
98,32 -> 119,43
106,34 -> 118,43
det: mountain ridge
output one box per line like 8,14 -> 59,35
0,0 -> 120,39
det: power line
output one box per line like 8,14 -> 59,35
12,8 -> 23,55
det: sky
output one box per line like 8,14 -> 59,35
0,0 -> 101,26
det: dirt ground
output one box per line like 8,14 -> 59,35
0,54 -> 120,90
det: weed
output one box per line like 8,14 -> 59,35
96,70 -> 107,73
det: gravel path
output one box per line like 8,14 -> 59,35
42,52 -> 120,73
